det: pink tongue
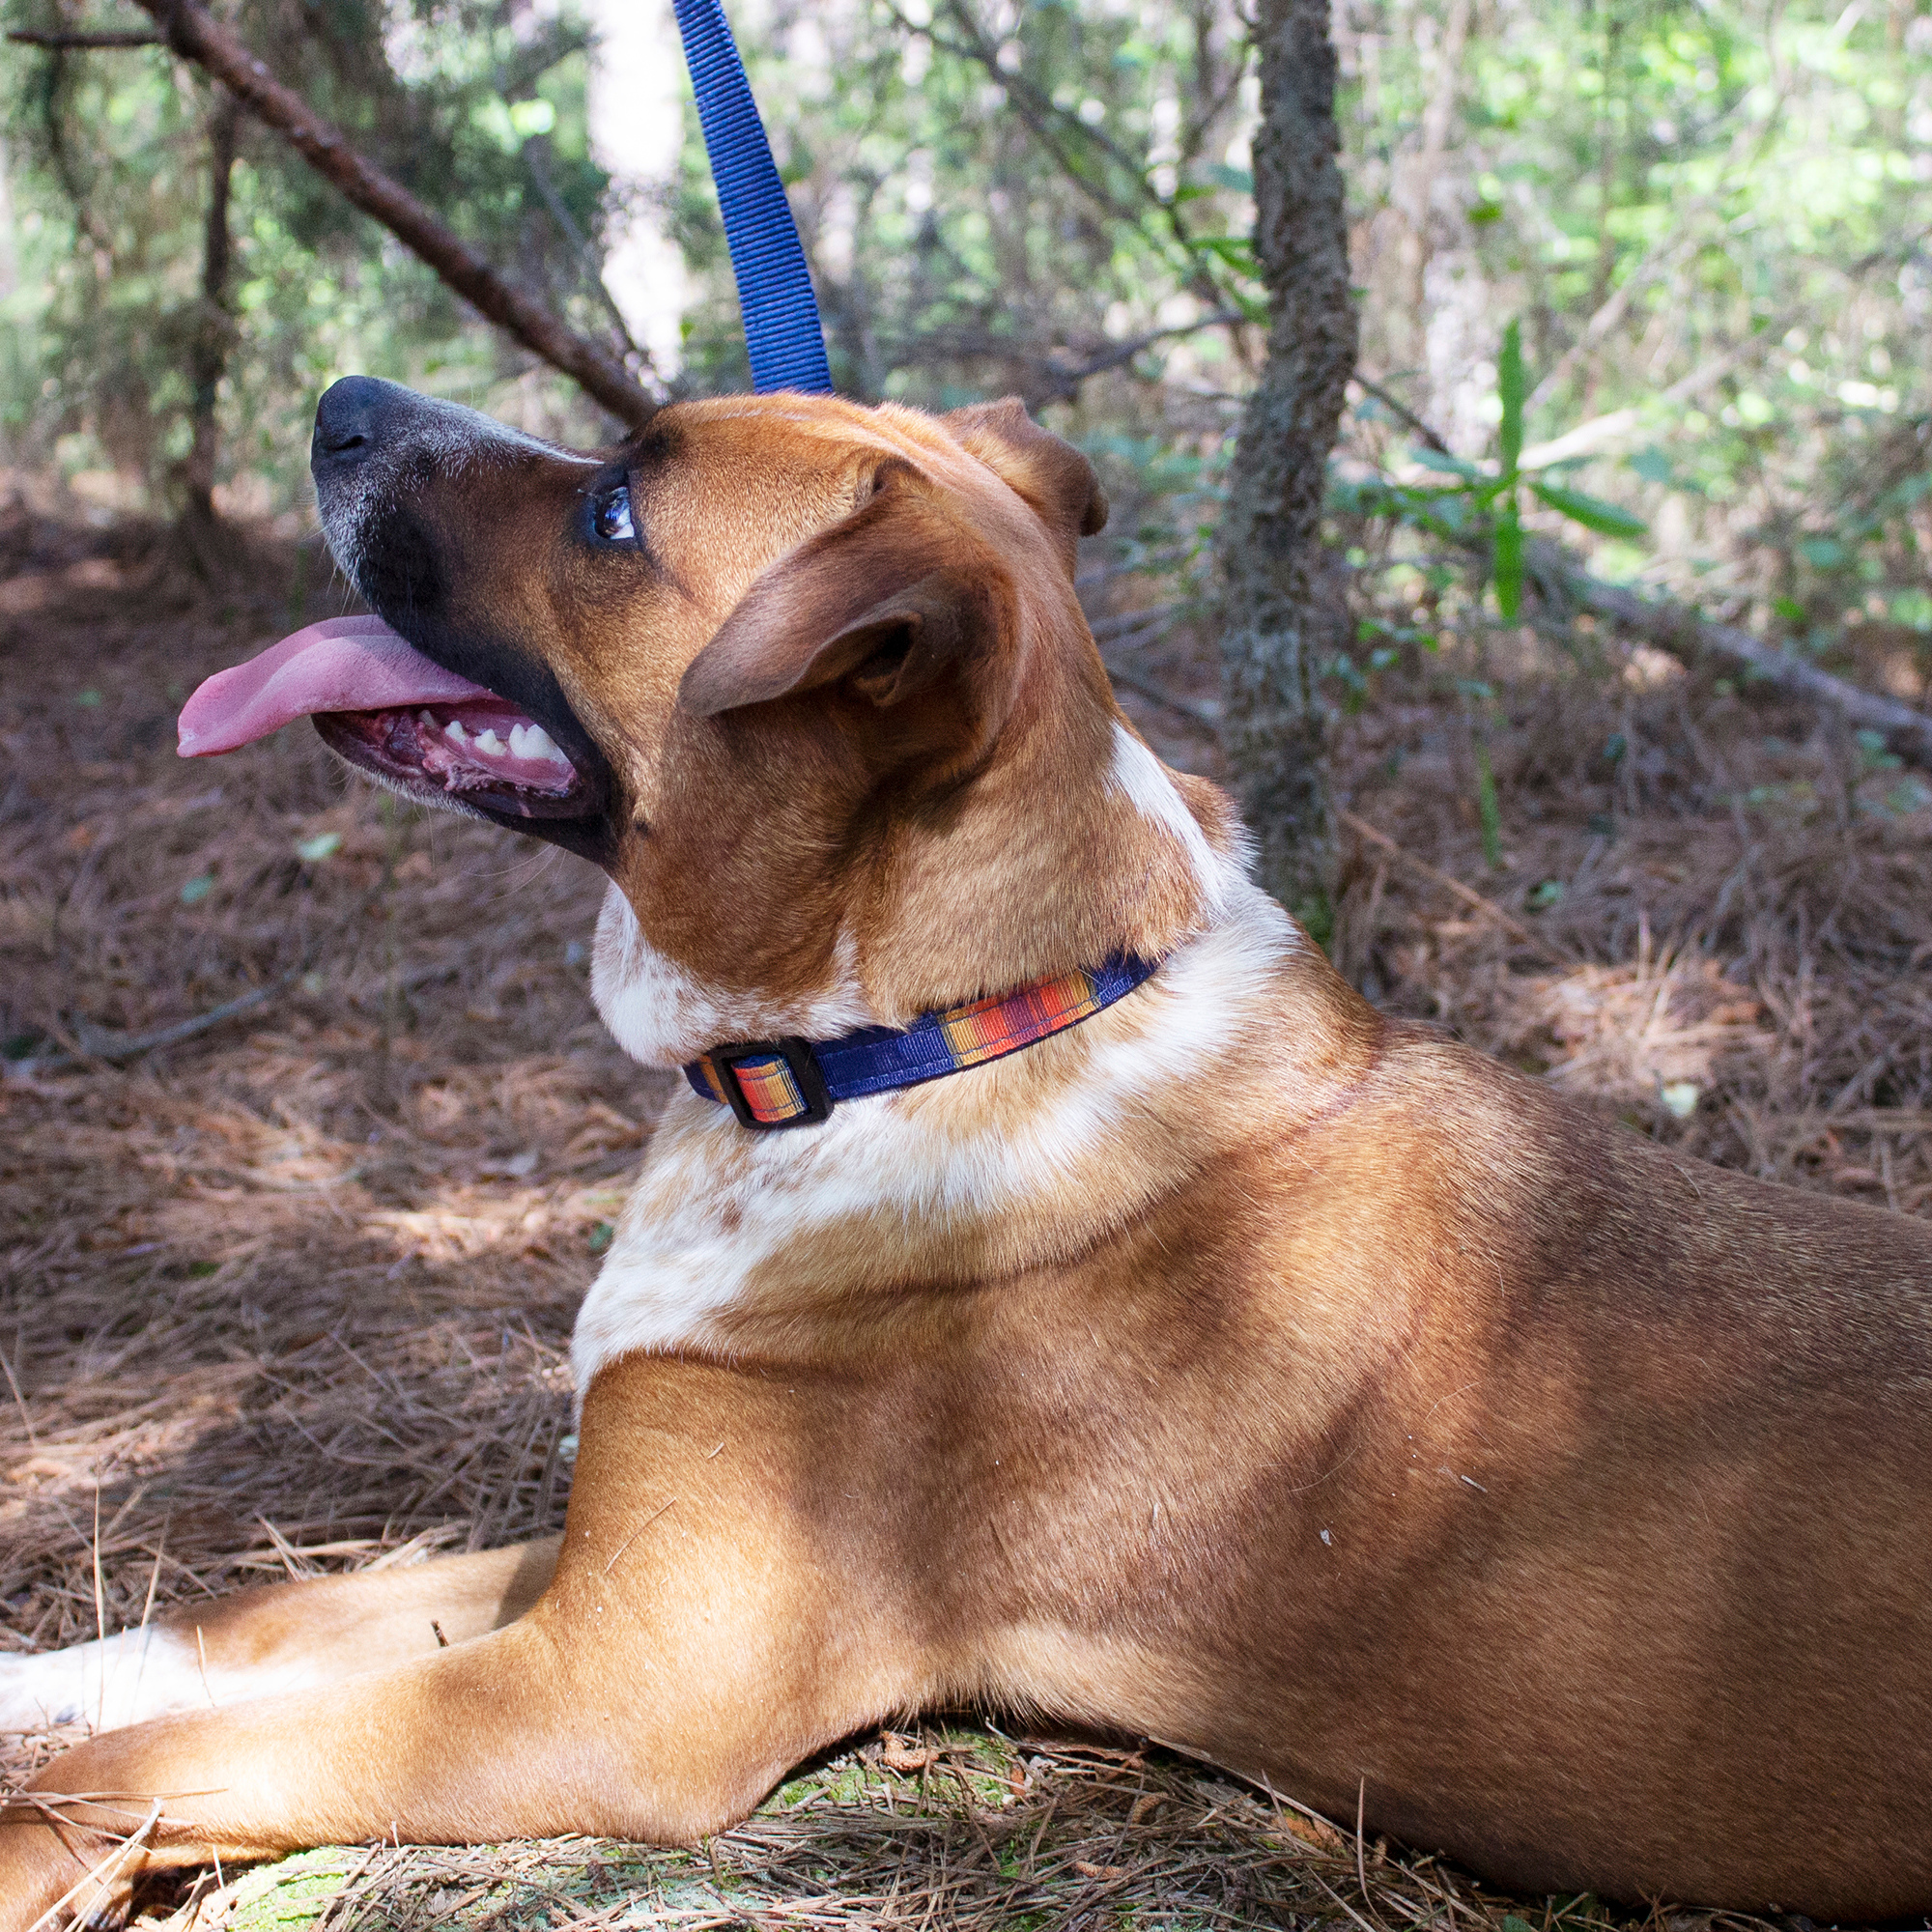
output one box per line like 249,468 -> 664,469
177,615 -> 497,757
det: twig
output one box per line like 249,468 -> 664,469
7,28 -> 161,46
26,1798 -> 162,1932
123,0 -> 656,426
1352,375 -> 1453,456
6,980 -> 283,1077
1034,312 -> 1245,403
1338,810 -> 1568,963
71,980 -> 283,1063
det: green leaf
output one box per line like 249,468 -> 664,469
1201,161 -> 1253,194
295,831 -> 343,864
1493,496 -> 1524,619
1772,596 -> 1806,622
1196,234 -> 1257,270
180,873 -> 215,905
1497,319 -> 1526,478
1474,740 -> 1504,869
1408,446 -> 1484,481
1530,481 -> 1648,538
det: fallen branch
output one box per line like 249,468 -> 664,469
2,981 -> 286,1076
1554,560 -> 1932,768
67,981 -> 283,1063
124,0 -> 657,428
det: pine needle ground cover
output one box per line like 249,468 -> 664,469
2,493 -> 1927,1928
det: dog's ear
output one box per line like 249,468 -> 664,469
678,466 -> 1016,725
942,397 -> 1108,568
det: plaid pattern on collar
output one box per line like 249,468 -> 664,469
685,953 -> 1162,1130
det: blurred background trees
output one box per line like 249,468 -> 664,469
1,0 -> 624,526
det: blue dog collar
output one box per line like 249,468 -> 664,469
685,953 -> 1162,1129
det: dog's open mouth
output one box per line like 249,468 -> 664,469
177,615 -> 591,820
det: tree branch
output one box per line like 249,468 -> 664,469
7,28 -> 162,46
1033,310 -> 1245,403
126,0 -> 658,427
1350,372 -> 1453,454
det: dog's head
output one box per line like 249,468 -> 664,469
181,381 -> 1239,1062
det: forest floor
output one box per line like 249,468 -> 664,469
2,484 -> 1928,1930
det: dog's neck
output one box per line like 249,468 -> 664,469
571,871 -> 1340,1391
570,599 -> 1378,1391
588,704 -> 1248,1074
570,725 -> 1390,1394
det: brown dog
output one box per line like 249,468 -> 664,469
3,380 -> 1930,1927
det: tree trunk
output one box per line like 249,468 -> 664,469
180,92 -> 241,553
1214,0 -> 1358,943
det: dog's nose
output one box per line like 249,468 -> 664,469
312,376 -> 409,473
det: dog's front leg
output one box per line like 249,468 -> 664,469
0,1538 -> 561,1738
0,1359 -> 925,1928
0,1617 -> 781,1926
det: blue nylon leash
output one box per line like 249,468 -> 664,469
670,0 -> 835,396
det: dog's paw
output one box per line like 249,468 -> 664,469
0,1645 -> 87,1733
0,1628 -> 199,1737
71,1870 -> 137,1932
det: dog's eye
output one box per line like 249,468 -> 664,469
591,485 -> 636,545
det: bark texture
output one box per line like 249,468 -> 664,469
1215,0 -> 1358,940
130,0 -> 658,429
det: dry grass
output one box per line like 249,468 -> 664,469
152,1727 -> 1759,1932
1,488 -> 1927,1927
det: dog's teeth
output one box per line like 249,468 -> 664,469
443,720 -> 469,745
521,724 -> 563,762
508,724 -> 531,758
418,710 -> 435,727
474,729 -> 506,755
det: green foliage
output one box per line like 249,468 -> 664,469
1335,0 -> 1932,649
1333,319 -> 1650,628
665,0 -> 1259,412
0,0 -> 617,515
3,0 -> 1930,685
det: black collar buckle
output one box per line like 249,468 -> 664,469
711,1037 -> 835,1130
